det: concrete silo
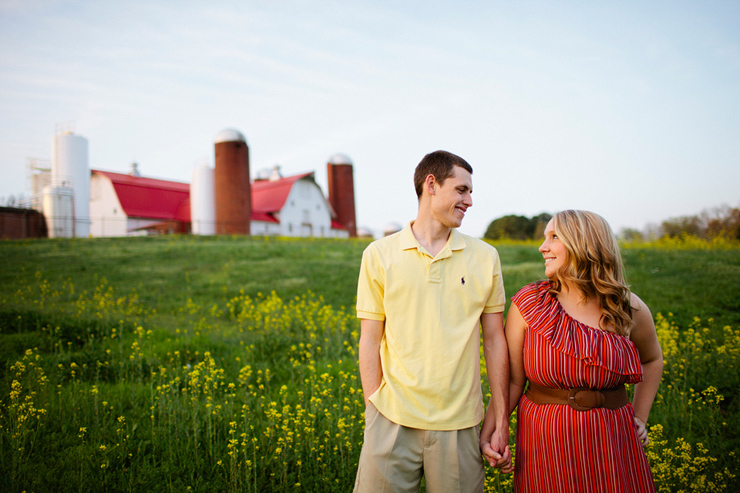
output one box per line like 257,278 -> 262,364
191,164 -> 216,235
327,153 -> 357,237
214,129 -> 251,235
50,131 -> 90,237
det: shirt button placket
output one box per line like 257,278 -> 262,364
428,258 -> 441,284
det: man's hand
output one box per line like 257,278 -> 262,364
481,428 -> 513,473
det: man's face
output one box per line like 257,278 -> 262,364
430,166 -> 473,228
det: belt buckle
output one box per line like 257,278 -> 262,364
567,388 -> 605,411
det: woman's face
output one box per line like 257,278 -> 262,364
539,219 -> 567,279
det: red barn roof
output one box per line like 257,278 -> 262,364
251,211 -> 279,223
93,170 -> 190,222
251,172 -> 315,214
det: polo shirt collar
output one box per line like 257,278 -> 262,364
448,228 -> 466,251
399,222 -> 418,250
400,222 -> 467,255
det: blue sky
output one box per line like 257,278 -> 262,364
1,0 -> 738,238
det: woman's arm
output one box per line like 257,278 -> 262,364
629,294 -> 663,446
505,303 -> 528,415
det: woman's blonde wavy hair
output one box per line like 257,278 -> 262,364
549,210 -> 634,335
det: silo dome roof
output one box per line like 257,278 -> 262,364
384,222 -> 403,234
214,128 -> 246,144
328,153 -> 353,165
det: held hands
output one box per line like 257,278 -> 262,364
481,428 -> 513,473
633,416 -> 649,447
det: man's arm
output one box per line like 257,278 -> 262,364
358,318 -> 385,406
479,311 -> 510,468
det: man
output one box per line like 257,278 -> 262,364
353,150 -> 510,492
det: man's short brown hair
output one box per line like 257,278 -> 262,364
413,150 -> 473,199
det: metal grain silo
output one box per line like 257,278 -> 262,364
191,164 -> 216,235
327,153 -> 357,237
51,131 -> 90,237
214,129 -> 251,235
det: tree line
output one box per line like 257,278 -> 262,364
484,213 -> 552,241
484,205 -> 740,242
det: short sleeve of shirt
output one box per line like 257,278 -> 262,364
356,244 -> 386,321
511,281 -> 548,325
482,247 -> 506,314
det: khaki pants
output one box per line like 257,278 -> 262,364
353,403 -> 485,493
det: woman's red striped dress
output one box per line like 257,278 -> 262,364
512,281 -> 655,492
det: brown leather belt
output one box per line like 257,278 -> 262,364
525,381 -> 629,411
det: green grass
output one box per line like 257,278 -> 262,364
1,235 -> 368,315
0,235 -> 738,492
622,246 -> 740,327
3,236 -> 738,329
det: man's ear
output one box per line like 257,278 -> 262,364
425,174 -> 436,196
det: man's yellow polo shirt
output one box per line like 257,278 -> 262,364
356,222 -> 505,430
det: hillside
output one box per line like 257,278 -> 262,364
0,235 -> 738,492
1,235 -> 738,327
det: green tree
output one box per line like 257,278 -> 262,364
484,213 -> 551,241
660,206 -> 740,240
484,215 -> 530,240
531,213 -> 552,240
660,215 -> 703,238
620,228 -> 645,242
703,206 -> 740,239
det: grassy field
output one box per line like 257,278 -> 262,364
0,235 -> 738,492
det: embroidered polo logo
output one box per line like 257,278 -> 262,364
461,276 -> 465,285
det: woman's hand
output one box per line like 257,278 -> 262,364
481,439 -> 512,473
633,416 -> 649,447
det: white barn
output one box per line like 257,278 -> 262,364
89,169 -> 190,237
251,171 -> 348,238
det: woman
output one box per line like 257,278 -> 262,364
482,210 -> 662,492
